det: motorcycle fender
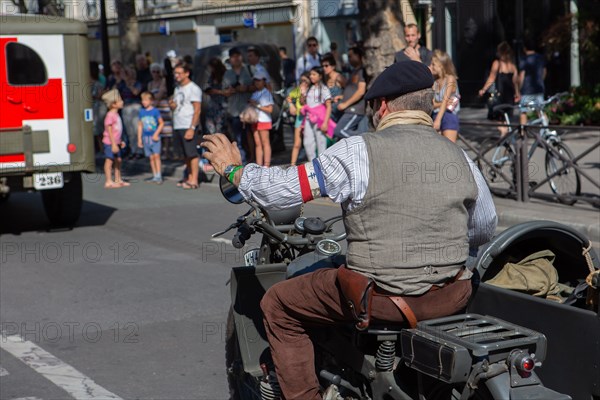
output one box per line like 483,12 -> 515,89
230,263 -> 287,377
484,373 -> 571,400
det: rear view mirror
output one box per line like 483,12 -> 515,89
219,175 -> 245,204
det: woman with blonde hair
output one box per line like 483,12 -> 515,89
431,49 -> 461,142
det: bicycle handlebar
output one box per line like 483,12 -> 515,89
493,92 -> 570,117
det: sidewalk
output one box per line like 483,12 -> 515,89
113,108 -> 600,245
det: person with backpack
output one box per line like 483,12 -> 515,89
295,37 -> 321,83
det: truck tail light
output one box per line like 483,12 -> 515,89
67,143 -> 76,153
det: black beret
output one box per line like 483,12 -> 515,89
365,60 -> 434,101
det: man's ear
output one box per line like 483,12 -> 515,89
379,98 -> 389,116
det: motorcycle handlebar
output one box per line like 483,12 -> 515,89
232,223 -> 252,249
256,220 -> 346,246
230,204 -> 345,248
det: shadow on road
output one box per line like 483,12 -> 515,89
0,193 -> 116,235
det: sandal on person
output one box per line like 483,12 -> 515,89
116,181 -> 131,187
176,179 -> 186,187
181,182 -> 199,190
104,182 -> 120,189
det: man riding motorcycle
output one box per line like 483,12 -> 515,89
202,61 -> 497,400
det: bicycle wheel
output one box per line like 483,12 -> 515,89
478,138 -> 516,191
544,141 -> 581,205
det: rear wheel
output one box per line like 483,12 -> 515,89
477,138 -> 516,192
41,172 -> 83,227
544,141 -> 581,205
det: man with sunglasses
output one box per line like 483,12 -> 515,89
202,61 -> 497,400
295,36 -> 321,83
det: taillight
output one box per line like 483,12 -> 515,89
67,143 -> 77,153
518,356 -> 535,372
513,351 -> 536,377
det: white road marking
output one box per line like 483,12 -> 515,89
211,237 -> 232,245
12,397 -> 44,400
0,334 -> 122,399
0,365 -> 9,376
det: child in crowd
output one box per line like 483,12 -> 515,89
137,92 -> 164,184
249,71 -> 274,167
431,49 -> 461,143
101,89 -> 129,189
288,72 -> 310,165
303,66 -> 332,160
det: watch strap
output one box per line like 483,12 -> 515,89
227,165 -> 244,183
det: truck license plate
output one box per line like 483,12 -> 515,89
33,172 -> 64,190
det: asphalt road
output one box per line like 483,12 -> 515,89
0,173 -> 343,400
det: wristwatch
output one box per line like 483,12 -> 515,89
224,164 -> 237,176
189,125 -> 197,130
224,164 -> 243,183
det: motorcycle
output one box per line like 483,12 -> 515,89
215,177 -> 595,400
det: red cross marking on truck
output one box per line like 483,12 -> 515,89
0,37 -> 65,131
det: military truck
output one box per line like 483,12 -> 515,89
0,15 -> 95,226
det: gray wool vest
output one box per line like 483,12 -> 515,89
344,124 -> 478,295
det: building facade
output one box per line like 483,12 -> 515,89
1,0 -> 588,103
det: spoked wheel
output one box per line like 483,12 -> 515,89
225,308 -> 262,400
477,138 -> 516,193
544,141 -> 581,205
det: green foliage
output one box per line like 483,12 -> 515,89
545,85 -> 600,126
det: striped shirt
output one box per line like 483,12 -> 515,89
239,136 -> 498,251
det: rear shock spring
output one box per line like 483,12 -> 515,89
259,371 -> 282,400
375,340 -> 396,371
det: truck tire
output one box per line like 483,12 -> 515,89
41,172 -> 83,227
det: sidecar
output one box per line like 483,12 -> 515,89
468,221 -> 600,399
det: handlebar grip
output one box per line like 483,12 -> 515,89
232,224 -> 252,249
232,234 -> 245,249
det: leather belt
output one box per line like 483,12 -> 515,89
377,268 -> 466,329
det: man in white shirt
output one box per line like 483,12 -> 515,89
295,36 -> 321,83
169,63 -> 202,189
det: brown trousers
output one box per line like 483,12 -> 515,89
260,268 -> 472,400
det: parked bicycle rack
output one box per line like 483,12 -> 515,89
459,121 -> 599,207
521,124 -> 599,207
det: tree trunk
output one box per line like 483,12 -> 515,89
116,0 -> 141,67
358,0 -> 407,80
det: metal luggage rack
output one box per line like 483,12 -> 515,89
416,314 -> 547,363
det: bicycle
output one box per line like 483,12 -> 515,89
271,86 -> 295,131
478,92 -> 581,205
